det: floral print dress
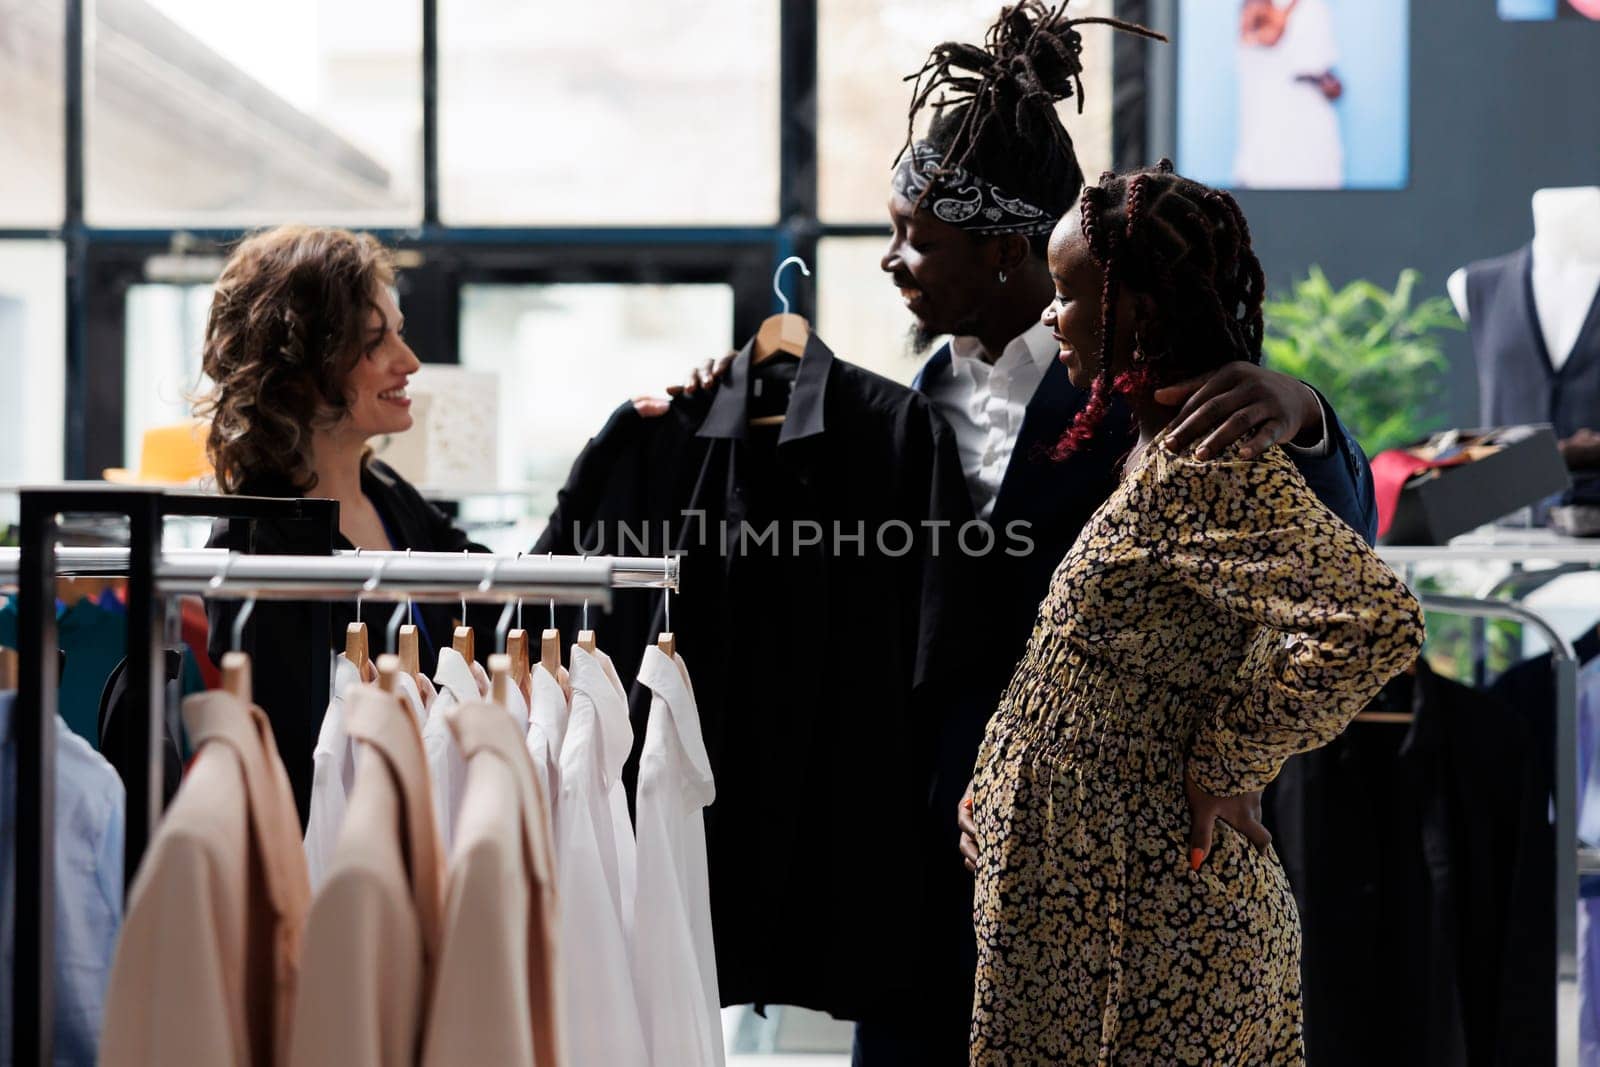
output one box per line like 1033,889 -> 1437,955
969,438 -> 1424,1066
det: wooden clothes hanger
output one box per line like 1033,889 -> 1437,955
376,653 -> 400,695
345,621 -> 370,674
489,653 -> 513,707
750,256 -> 812,427
1354,655 -> 1419,724
222,596 -> 256,702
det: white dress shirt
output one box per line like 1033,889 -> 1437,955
304,653 -> 365,890
556,644 -> 647,1066
923,323 -> 1058,519
423,647 -> 486,854
526,663 -> 570,821
632,648 -> 723,1067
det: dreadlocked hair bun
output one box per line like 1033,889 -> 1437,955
1052,160 -> 1268,460
900,2 -> 1165,237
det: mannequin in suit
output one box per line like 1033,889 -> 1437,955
1449,187 -> 1600,469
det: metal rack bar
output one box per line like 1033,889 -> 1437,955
0,548 -> 679,601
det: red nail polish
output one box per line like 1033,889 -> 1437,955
1189,848 -> 1206,872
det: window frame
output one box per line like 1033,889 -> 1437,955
3,0 -> 1148,478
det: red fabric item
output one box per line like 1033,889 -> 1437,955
180,595 -> 221,689
1371,448 -> 1471,539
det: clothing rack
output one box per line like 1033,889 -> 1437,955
4,485 -> 679,1067
1383,537 -> 1595,1067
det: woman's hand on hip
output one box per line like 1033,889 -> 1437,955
1184,765 -> 1271,871
957,778 -> 979,873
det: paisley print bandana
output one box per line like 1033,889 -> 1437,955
891,139 -> 1057,237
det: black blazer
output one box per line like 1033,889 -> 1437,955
205,459 -> 493,819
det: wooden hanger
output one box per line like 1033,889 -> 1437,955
750,256 -> 812,426
489,653 -> 512,707
577,628 -> 597,654
221,651 -> 252,701
506,630 -> 530,688
376,653 -> 400,694
657,631 -> 676,657
1354,656 -> 1418,724
397,624 -> 421,677
345,621 -> 370,674
453,626 -> 475,664
540,628 -> 562,675
0,647 -> 16,691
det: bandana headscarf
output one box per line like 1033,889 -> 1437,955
892,140 -> 1057,237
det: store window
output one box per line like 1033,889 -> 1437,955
0,241 -> 67,524
439,1 -> 779,225
815,236 -> 919,387
455,282 -> 734,540
123,282 -> 213,472
817,0 -> 1115,223
0,0 -> 65,226
85,0 -> 422,226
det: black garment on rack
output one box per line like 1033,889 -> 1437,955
206,459 -> 498,820
1266,661 -> 1554,1066
535,334 -> 972,1021
97,648 -> 185,808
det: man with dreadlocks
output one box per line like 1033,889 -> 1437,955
964,161 -> 1422,1063
649,4 -> 1378,1063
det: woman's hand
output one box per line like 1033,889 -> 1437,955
1184,764 -> 1271,871
1154,364 -> 1324,461
633,350 -> 738,418
958,778 -> 980,873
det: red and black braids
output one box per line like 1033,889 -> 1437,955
1053,160 -> 1267,459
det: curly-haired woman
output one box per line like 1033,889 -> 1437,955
964,165 -> 1425,1064
198,225 -> 488,681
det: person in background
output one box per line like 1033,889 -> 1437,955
196,226 -> 492,804
966,160 -> 1422,1064
645,5 -> 1378,1063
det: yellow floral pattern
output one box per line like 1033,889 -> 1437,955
970,440 -> 1424,1065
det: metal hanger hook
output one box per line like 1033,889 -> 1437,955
352,546 -> 364,622
663,550 -> 672,634
514,551 -> 525,630
385,600 -> 407,654
231,595 -> 256,654
773,255 -> 811,316
548,551 -> 556,629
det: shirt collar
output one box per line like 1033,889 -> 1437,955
948,322 -> 1057,377
433,646 -> 482,708
529,664 -> 570,754
697,331 -> 836,444
637,646 -> 714,793
569,645 -> 634,786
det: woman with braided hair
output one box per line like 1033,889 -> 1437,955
965,163 -> 1424,1063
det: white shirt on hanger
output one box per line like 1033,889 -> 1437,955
632,647 -> 723,1067
526,662 -> 570,819
422,647 -> 486,854
556,643 -> 647,1067
304,653 -> 364,890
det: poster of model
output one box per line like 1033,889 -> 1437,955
1498,0 -> 1600,19
1176,0 -> 1410,191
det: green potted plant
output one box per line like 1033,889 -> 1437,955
1262,266 -> 1463,456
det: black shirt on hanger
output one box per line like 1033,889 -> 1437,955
535,333 -> 973,1020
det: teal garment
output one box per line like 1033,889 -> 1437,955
0,598 -> 127,749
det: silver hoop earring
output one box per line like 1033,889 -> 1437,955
997,270 -> 1008,284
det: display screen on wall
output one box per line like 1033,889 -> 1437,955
1498,0 -> 1600,19
1176,0 -> 1410,191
